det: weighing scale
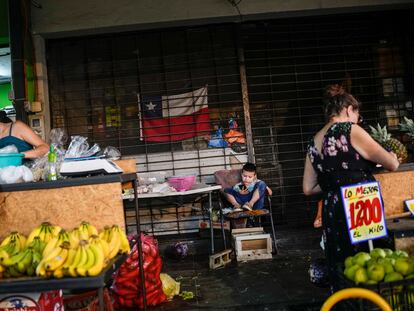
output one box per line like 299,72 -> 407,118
60,158 -> 123,176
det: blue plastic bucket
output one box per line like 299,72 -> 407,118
0,153 -> 24,168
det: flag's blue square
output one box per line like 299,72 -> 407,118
141,96 -> 162,118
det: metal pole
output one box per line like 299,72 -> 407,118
133,178 -> 147,310
236,25 -> 255,163
209,191 -> 214,254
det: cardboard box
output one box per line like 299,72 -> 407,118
0,290 -> 63,311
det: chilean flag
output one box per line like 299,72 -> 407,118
139,86 -> 211,142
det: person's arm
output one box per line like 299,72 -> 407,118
350,124 -> 399,172
14,121 -> 49,159
303,155 -> 322,196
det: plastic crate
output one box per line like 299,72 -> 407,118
335,264 -> 414,310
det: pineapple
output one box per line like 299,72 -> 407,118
369,123 -> 408,163
398,116 -> 414,140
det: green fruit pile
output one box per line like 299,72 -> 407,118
343,248 -> 414,285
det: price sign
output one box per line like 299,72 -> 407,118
404,199 -> 414,216
340,181 -> 387,244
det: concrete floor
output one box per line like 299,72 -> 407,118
148,226 -> 330,311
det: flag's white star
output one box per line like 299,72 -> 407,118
146,101 -> 156,111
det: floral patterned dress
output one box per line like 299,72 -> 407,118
307,122 -> 376,285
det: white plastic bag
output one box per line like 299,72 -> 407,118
0,165 -> 34,184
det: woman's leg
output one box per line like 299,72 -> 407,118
314,200 -> 323,228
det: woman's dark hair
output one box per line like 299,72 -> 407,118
0,111 -> 12,123
323,84 -> 361,120
242,162 -> 256,173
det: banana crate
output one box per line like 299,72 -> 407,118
335,264 -> 414,311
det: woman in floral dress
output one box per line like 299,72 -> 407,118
302,84 -> 400,289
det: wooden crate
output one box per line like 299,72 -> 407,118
231,227 -> 272,261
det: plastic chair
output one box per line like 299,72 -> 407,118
214,169 -> 278,253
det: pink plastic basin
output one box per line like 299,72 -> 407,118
168,175 -> 196,192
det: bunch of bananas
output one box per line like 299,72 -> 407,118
26,222 -> 62,245
59,239 -> 106,278
99,225 -> 130,260
0,221 -> 130,279
35,224 -> 124,278
36,240 -> 71,278
0,232 -> 28,278
70,221 -> 99,245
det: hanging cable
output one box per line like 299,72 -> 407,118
227,0 -> 243,21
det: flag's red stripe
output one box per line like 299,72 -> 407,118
142,107 -> 211,142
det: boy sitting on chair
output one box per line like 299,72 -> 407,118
223,162 -> 270,212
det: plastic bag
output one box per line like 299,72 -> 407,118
0,165 -> 34,184
111,234 -> 167,309
49,128 -> 68,148
208,128 -> 228,148
0,145 -> 18,154
49,128 -> 68,159
29,156 -> 48,182
103,146 -> 121,160
160,273 -> 180,300
224,129 -> 246,145
65,136 -> 101,159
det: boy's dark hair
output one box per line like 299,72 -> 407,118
242,162 -> 256,173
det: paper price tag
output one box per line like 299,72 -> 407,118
340,181 -> 387,244
404,198 -> 414,216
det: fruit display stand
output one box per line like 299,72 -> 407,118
374,163 -> 414,256
0,173 -> 146,311
334,163 -> 414,310
335,264 -> 414,310
0,174 -> 134,239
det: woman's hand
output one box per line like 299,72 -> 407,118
351,124 -> 399,171
390,151 -> 402,163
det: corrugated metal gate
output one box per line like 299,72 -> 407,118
46,10 -> 414,232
